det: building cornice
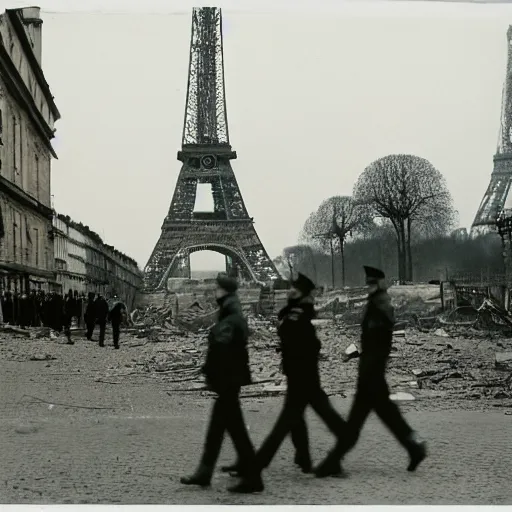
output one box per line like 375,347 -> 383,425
0,44 -> 58,159
0,174 -> 53,218
0,261 -> 55,279
5,9 -> 61,122
53,229 -> 142,279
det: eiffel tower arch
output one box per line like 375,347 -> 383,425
144,7 -> 280,291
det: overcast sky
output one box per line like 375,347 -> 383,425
12,0 -> 512,270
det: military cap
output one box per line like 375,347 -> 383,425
216,273 -> 239,293
292,272 -> 316,295
364,265 -> 385,282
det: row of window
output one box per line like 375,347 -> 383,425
54,233 -> 140,286
0,106 -> 49,205
0,200 -> 45,269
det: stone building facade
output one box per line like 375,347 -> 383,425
0,7 -> 60,292
53,214 -> 142,309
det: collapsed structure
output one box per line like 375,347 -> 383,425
143,8 -> 280,297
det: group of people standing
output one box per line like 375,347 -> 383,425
181,266 -> 428,494
0,288 -> 127,349
83,292 -> 127,349
0,289 -> 86,331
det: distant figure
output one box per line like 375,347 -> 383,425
108,295 -> 126,349
314,266 -> 427,477
180,273 -> 263,494
2,291 -> 13,325
95,294 -> 109,347
84,292 -> 96,340
19,293 -> 29,328
63,289 -> 76,345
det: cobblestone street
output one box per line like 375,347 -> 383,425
1,335 -> 512,505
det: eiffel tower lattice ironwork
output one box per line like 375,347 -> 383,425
471,26 -> 512,237
144,7 -> 280,291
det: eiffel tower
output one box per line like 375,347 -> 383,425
471,26 -> 512,237
144,7 -> 280,291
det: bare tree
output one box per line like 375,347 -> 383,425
272,255 -> 288,278
279,245 -> 318,282
353,154 -> 456,283
301,196 -> 372,287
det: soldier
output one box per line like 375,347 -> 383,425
108,295 -> 126,350
222,274 -> 337,477
95,294 -> 109,347
63,289 -> 76,345
84,292 -> 97,340
2,291 -> 13,325
314,266 -> 427,478
244,273 -> 347,477
180,273 -> 263,494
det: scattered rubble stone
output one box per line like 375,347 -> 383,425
344,343 -> 359,362
390,392 -> 416,401
29,354 -> 57,362
3,291 -> 512,402
495,352 -> 512,371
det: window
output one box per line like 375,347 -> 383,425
33,228 -> 39,266
35,155 -> 39,200
32,228 -> 39,267
12,116 -> 16,171
19,119 -> 23,180
12,220 -> 16,260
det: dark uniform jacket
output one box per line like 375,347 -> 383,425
277,296 -> 321,381
202,293 -> 251,393
359,288 -> 395,382
95,297 -> 109,322
108,302 -> 126,324
84,298 -> 96,324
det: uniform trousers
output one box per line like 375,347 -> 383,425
112,321 -> 121,346
323,356 -> 414,464
86,320 -> 95,340
200,385 -> 259,476
257,372 -> 347,469
98,320 -> 107,345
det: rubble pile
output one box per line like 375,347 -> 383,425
130,300 -> 218,339
3,288 -> 512,403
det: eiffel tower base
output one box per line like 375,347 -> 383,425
144,219 -> 278,291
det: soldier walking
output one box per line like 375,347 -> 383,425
63,289 -> 76,345
108,295 -> 126,349
245,273 -> 347,477
84,293 -> 96,341
314,266 -> 427,477
95,294 -> 109,347
180,273 -> 263,494
223,273 -> 339,477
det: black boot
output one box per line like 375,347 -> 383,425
314,457 -> 346,478
228,473 -> 264,494
180,464 -> 213,487
294,452 -> 312,473
221,462 -> 240,474
407,441 -> 427,472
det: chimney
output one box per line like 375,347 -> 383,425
20,7 -> 43,67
